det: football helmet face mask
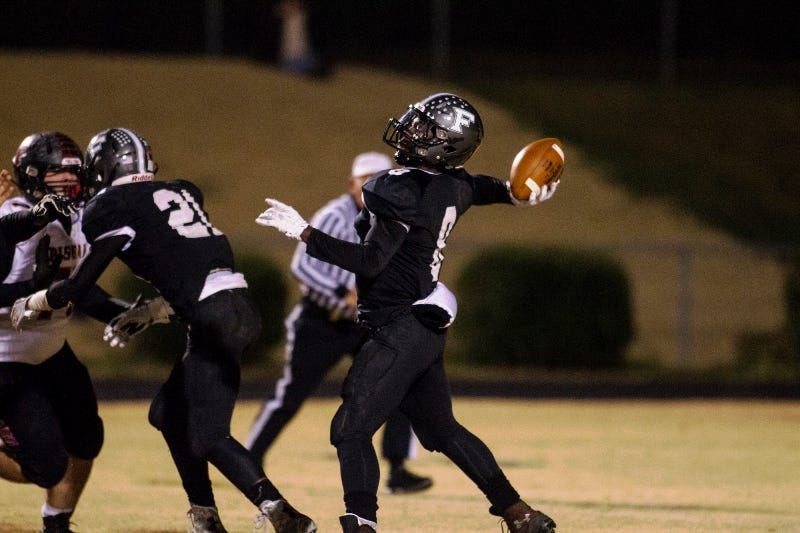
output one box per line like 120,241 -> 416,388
83,127 -> 157,199
383,93 -> 484,169
11,132 -> 84,203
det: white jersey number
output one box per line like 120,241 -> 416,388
430,205 -> 456,281
153,189 -> 222,238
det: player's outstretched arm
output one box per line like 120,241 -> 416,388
10,235 -> 127,330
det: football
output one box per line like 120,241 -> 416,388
509,138 -> 565,201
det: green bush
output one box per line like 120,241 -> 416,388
235,253 -> 289,362
113,253 -> 288,365
452,246 -> 633,368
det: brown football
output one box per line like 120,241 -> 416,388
509,138 -> 565,201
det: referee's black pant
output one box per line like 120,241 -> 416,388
246,301 -> 416,465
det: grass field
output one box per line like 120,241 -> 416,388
2,399 -> 799,532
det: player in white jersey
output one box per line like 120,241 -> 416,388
0,132 -> 129,533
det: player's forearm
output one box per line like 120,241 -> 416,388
75,285 -> 129,323
0,209 -> 43,242
46,235 -> 126,309
305,218 -> 405,278
0,280 -> 39,307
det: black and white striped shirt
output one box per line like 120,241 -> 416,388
291,193 -> 359,319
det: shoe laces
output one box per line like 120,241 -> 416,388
253,512 -> 269,533
254,500 -> 290,533
254,499 -> 316,533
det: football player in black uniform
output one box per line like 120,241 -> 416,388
245,151 -> 433,495
10,128 -> 316,533
255,93 -> 559,533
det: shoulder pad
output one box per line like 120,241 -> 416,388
362,169 -> 426,224
82,188 -> 127,238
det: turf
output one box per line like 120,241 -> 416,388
2,399 -> 799,532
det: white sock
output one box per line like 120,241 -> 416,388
42,502 -> 72,517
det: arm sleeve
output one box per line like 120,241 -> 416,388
0,209 -> 46,244
292,210 -> 355,296
0,280 -> 38,307
305,214 -> 408,278
74,285 -> 130,323
465,171 -> 514,206
45,234 -> 128,309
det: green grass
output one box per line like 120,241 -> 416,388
2,399 -> 799,532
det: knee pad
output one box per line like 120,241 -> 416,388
411,420 -> 463,454
67,416 -> 104,460
330,408 -> 348,446
189,429 -> 230,459
21,451 -> 68,489
148,390 -> 168,431
412,426 -> 442,452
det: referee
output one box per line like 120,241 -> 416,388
246,152 -> 433,494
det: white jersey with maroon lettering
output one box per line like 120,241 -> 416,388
0,197 -> 89,364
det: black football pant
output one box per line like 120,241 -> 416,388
246,302 -> 417,465
148,289 -> 282,507
0,343 -> 103,488
330,312 -> 520,522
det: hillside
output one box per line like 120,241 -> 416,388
0,51 -> 787,368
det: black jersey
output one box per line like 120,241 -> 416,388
306,167 -> 510,327
80,179 -> 234,318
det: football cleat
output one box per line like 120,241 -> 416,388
385,466 -> 433,494
40,512 -> 74,533
254,499 -> 316,533
502,501 -> 556,533
187,504 -> 228,533
339,514 -> 377,533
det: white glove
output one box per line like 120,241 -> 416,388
255,198 -> 309,240
10,289 -> 51,330
507,179 -> 559,207
103,295 -> 174,348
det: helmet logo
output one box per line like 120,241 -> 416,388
449,108 -> 475,134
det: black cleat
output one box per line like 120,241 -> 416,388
41,512 -> 74,533
385,466 -> 433,494
502,501 -> 556,533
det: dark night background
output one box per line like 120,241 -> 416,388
2,1 -> 797,79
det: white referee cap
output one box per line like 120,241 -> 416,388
351,151 -> 393,178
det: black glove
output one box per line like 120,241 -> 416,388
31,235 -> 63,290
31,194 -> 77,226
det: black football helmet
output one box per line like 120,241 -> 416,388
11,131 -> 84,202
82,127 -> 157,199
383,93 -> 484,169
